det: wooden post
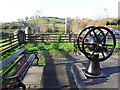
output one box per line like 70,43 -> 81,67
65,17 -> 71,34
9,35 -> 12,47
69,34 -> 72,42
25,26 -> 32,43
41,34 -> 44,42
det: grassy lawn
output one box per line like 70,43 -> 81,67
24,42 -> 120,65
1,42 -> 119,77
25,43 -> 74,52
24,43 -> 74,65
1,41 -> 119,63
0,43 -> 74,77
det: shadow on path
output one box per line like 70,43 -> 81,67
40,50 -> 78,89
40,51 -> 60,88
58,50 -> 78,88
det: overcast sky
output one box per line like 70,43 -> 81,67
0,0 -> 119,22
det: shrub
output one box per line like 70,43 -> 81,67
56,33 -> 63,43
2,25 -> 9,29
112,26 -> 120,31
2,31 -> 9,37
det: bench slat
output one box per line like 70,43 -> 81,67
7,55 -> 35,86
20,55 -> 35,78
0,48 -> 25,70
1,48 -> 39,90
1,54 -> 25,76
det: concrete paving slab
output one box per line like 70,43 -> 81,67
22,56 -> 77,89
40,57 -> 77,89
41,76 -> 70,88
42,68 -> 68,78
71,55 -> 120,89
21,51 -> 120,89
23,66 -> 43,89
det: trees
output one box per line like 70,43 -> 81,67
50,19 -> 56,32
28,18 -> 49,33
111,22 -> 117,25
106,21 -> 111,26
117,18 -> 120,25
106,20 -> 117,26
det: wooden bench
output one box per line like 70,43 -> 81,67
0,48 -> 39,90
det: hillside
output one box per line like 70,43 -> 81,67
27,17 -> 65,33
1,17 -> 120,35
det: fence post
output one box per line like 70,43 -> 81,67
9,34 -> 12,47
17,34 -> 20,45
25,26 -> 32,43
41,34 -> 44,42
69,34 -> 72,42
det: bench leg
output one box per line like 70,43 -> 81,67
17,81 -> 26,90
36,57 -> 39,65
74,42 -> 77,55
34,52 -> 39,65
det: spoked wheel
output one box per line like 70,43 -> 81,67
77,26 -> 95,53
82,26 -> 116,62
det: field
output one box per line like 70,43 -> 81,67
0,43 -> 74,76
1,41 -> 119,77
1,41 -> 120,61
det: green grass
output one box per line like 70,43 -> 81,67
106,41 -> 120,51
0,44 -> 24,76
0,44 -> 24,62
1,43 -> 74,77
116,41 -> 120,50
1,42 -> 119,78
25,43 -> 74,52
25,43 -> 74,66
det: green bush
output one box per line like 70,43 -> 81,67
56,33 -> 62,43
2,31 -> 9,36
112,26 -> 120,31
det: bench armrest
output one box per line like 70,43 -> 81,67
26,51 -> 39,65
26,51 -> 38,55
2,75 -> 23,82
2,75 -> 19,80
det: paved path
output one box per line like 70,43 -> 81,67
72,54 -> 120,89
23,52 -> 120,89
40,58 -> 77,89
23,55 -> 77,89
23,66 -> 44,89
